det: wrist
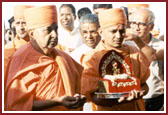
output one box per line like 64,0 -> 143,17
134,36 -> 142,44
53,96 -> 65,104
134,36 -> 146,49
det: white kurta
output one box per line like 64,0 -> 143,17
58,26 -> 83,51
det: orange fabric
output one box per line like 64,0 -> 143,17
14,5 -> 33,20
4,48 -> 16,81
81,41 -> 150,111
24,5 -> 57,30
151,30 -> 160,38
4,36 -> 29,76
5,36 -> 29,49
55,43 -> 66,51
4,43 -> 83,111
127,4 -> 149,10
98,8 -> 127,29
91,102 -> 97,111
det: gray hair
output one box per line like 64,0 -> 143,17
80,13 -> 100,27
147,9 -> 155,24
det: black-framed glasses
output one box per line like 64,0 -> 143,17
129,21 -> 151,29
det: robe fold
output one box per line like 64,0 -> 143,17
5,43 -> 83,111
81,41 -> 150,111
4,36 -> 29,75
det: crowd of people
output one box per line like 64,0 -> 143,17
3,3 -> 165,111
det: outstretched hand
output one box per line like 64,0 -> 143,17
73,94 -> 86,108
118,90 -> 145,103
60,94 -> 86,109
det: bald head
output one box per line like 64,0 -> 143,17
129,8 -> 155,42
127,4 -> 149,20
130,8 -> 155,25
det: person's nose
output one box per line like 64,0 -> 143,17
115,31 -> 121,39
134,23 -> 140,31
86,32 -> 93,40
62,15 -> 68,20
19,23 -> 25,30
51,30 -> 57,38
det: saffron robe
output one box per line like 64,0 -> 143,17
81,41 -> 150,111
5,43 -> 83,111
4,36 -> 29,75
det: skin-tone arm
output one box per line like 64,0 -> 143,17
90,87 -> 147,107
151,49 -> 164,60
118,82 -> 148,102
90,82 -> 148,107
125,33 -> 164,61
32,94 -> 86,111
32,99 -> 62,111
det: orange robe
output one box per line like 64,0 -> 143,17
81,41 -> 150,111
4,36 -> 29,74
55,43 -> 66,51
4,36 -> 65,75
4,43 -> 83,111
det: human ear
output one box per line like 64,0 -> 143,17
29,29 -> 34,38
73,15 -> 76,20
150,24 -> 154,31
98,28 -> 103,37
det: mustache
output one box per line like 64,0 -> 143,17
47,37 -> 58,45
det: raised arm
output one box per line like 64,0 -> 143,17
125,33 -> 164,61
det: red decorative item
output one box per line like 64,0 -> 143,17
98,50 -> 141,94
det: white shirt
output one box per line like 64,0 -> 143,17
124,35 -> 164,99
70,44 -> 93,64
143,35 -> 164,99
58,26 -> 83,51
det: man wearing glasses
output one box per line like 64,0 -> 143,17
125,8 -> 164,111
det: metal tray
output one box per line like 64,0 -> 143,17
95,92 -> 129,99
